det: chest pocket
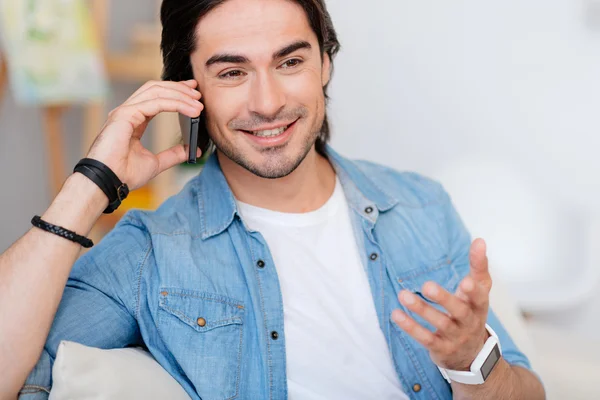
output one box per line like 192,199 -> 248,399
393,256 -> 462,333
158,289 -> 245,400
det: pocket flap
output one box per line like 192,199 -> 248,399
158,288 -> 244,333
396,255 -> 461,294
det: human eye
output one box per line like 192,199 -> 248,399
219,69 -> 247,80
279,58 -> 303,69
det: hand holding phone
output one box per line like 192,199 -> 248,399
87,79 -> 203,191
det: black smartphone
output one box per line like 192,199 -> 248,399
179,110 -> 210,164
188,116 -> 200,163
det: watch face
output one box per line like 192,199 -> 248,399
481,344 -> 501,380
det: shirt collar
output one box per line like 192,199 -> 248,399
193,145 -> 398,240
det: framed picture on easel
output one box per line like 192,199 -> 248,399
0,0 -> 107,105
0,0 -> 108,195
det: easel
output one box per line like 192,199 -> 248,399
0,52 -> 70,197
0,55 -> 7,102
0,0 -> 108,198
0,0 -> 180,237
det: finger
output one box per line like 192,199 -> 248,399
469,238 -> 492,289
114,98 -> 203,130
155,144 -> 201,175
398,290 -> 458,337
127,79 -> 198,99
457,276 -> 490,310
421,281 -> 473,323
125,83 -> 201,109
391,309 -> 442,351
126,80 -> 200,104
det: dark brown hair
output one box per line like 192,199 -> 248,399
160,0 -> 340,155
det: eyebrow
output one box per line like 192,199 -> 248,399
273,40 -> 312,60
205,40 -> 312,69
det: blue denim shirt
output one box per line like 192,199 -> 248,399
22,146 -> 533,400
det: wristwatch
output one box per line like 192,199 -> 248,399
437,324 -> 502,385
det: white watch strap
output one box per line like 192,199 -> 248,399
438,364 -> 485,384
437,324 -> 502,385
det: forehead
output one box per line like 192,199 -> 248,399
194,0 -> 317,60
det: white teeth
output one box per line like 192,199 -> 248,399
251,125 -> 289,137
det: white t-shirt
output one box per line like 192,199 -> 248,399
236,178 -> 408,400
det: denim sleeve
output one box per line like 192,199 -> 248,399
19,215 -> 148,399
442,189 -> 535,372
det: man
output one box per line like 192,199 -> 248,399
0,0 -> 545,399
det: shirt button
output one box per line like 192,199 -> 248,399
271,331 -> 279,340
364,206 -> 374,214
257,260 -> 265,268
197,317 -> 207,327
370,253 -> 378,261
412,383 -> 422,393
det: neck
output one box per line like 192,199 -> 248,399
217,147 -> 336,213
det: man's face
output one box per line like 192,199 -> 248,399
190,0 -> 331,179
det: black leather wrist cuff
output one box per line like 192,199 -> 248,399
73,158 -> 129,214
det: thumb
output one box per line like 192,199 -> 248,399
156,144 -> 201,174
469,238 -> 490,284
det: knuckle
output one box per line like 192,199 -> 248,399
439,317 -> 452,331
455,305 -> 469,320
422,335 -> 434,347
409,298 -> 421,310
139,81 -> 156,92
108,107 -> 122,119
149,83 -> 165,93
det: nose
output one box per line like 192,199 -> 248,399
247,71 -> 286,119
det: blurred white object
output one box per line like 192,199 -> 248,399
433,157 -> 600,313
490,273 -> 600,399
50,341 -> 191,400
526,322 -> 600,400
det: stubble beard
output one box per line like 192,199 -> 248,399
210,113 -> 324,180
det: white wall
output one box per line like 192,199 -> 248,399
326,0 -> 600,333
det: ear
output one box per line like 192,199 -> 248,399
321,53 -> 332,87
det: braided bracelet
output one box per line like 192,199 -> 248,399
31,215 -> 94,248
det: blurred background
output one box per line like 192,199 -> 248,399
1,0 -> 599,398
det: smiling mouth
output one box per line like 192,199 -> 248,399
241,119 -> 298,138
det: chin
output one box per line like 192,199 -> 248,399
221,136 -> 316,180
244,144 -> 313,179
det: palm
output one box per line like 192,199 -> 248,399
126,140 -> 161,190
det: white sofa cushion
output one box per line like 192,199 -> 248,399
49,341 -> 191,400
